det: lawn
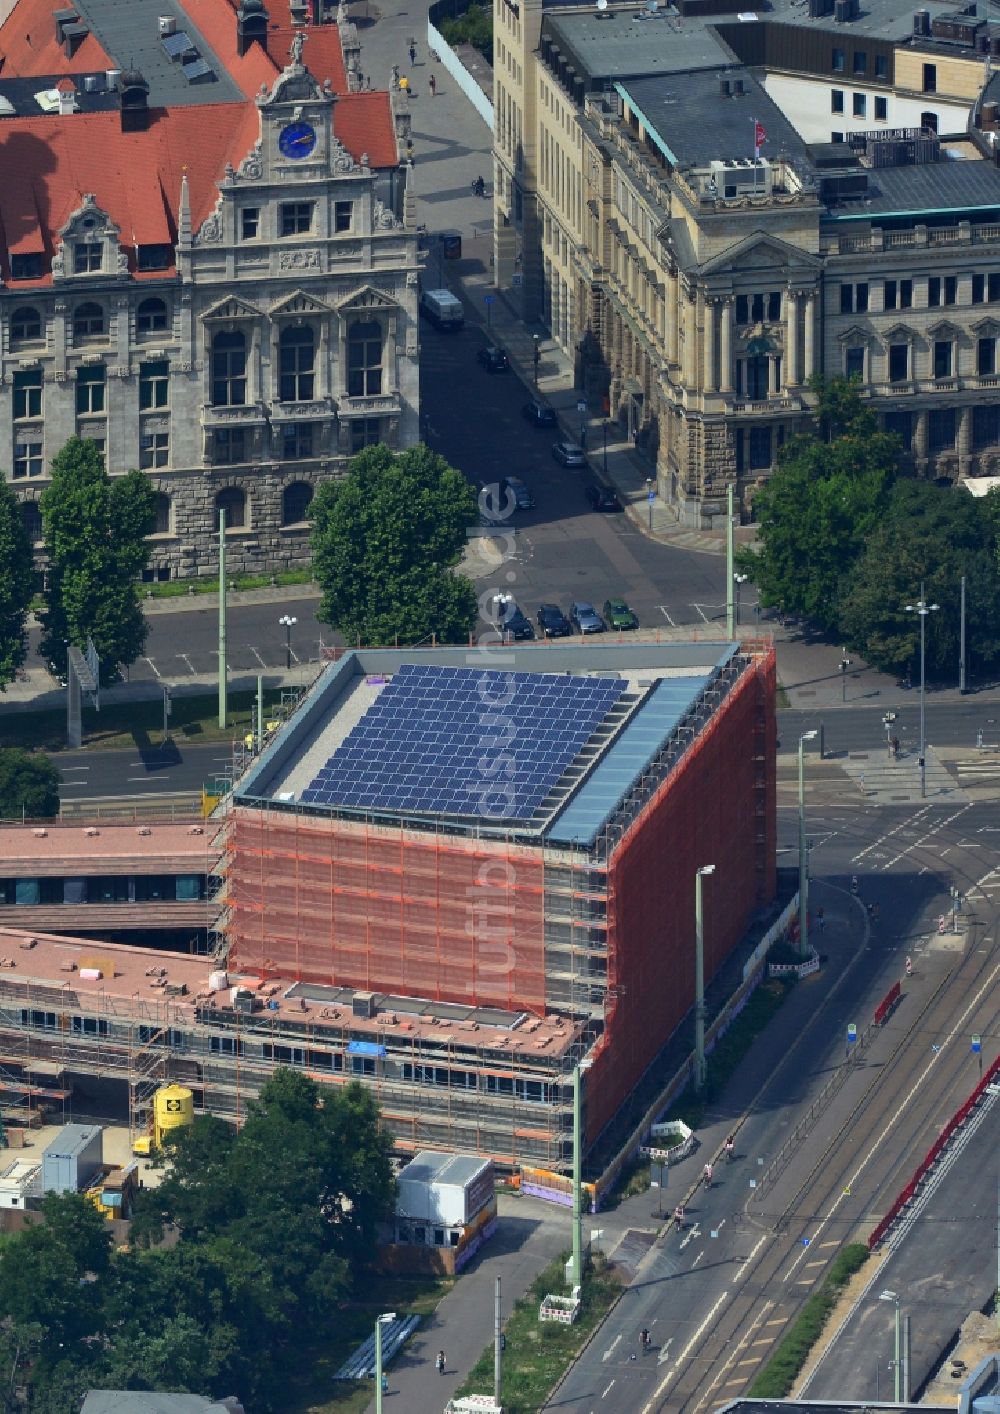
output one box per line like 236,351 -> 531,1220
455,1253 -> 622,1414
285,1272 -> 454,1414
0,688 -> 293,754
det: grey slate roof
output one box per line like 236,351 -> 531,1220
543,8 -> 735,83
71,0 -> 243,107
831,155 -> 1000,216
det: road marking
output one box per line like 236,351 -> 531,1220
601,1379 -> 615,1399
179,653 -> 196,674
602,1333 -> 622,1363
882,806 -> 970,869
680,1224 -> 701,1250
819,1239 -> 839,1248
692,1250 -> 705,1268
851,806 -> 933,863
657,606 -> 676,626
736,1357 -> 760,1368
782,955 -> 1000,1284
126,775 -> 169,782
691,1300 -> 775,1414
250,646 -> 267,668
60,766 -> 89,773
642,1289 -> 730,1410
737,1233 -> 767,1280
657,1338 -> 673,1366
289,646 -> 301,664
141,656 -> 161,678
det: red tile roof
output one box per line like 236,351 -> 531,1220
336,90 -> 398,169
175,0 -> 280,98
0,0 -> 112,78
266,22 -> 347,94
0,103 -> 259,277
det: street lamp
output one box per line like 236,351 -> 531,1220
906,584 -> 938,800
645,477 -> 654,531
374,1311 -> 396,1413
879,1290 -> 902,1403
883,710 -> 897,759
798,731 -> 817,959
602,417 -> 609,476
839,651 -> 852,703
571,1055 -> 593,1290
279,614 -> 298,671
694,865 -> 716,1092
532,334 -> 541,387
733,572 -> 748,628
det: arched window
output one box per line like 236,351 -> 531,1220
921,111 -> 939,134
282,481 -> 313,525
137,298 -> 168,334
279,325 -> 315,402
212,330 -> 247,407
20,500 -> 42,543
347,319 -> 383,397
11,307 -> 41,343
152,492 -> 172,536
74,301 -> 105,339
215,485 -> 247,529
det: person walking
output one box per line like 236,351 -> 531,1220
703,1161 -> 713,1189
429,72 -> 437,96
641,1327 -> 651,1354
391,63 -> 400,87
409,41 -> 417,64
817,905 -> 825,931
436,1350 -> 446,1375
725,1134 -> 735,1162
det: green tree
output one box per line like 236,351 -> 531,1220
839,480 -> 1000,678
0,474 -> 33,692
738,378 -> 899,631
0,747 -> 60,819
311,443 -> 478,645
440,4 -> 493,62
39,437 -> 156,682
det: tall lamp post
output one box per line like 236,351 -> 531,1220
839,650 -> 852,703
879,1289 -> 902,1403
374,1311 -> 396,1414
532,334 -> 541,387
571,1056 -> 593,1289
733,572 -> 748,629
798,730 -> 817,958
694,864 -> 716,1092
279,614 -> 297,671
906,583 -> 939,801
602,416 -> 609,475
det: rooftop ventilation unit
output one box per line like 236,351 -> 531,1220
158,14 -> 176,35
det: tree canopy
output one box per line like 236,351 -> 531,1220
311,442 -> 478,646
0,474 -> 33,692
0,1072 -> 395,1411
0,748 -> 60,820
39,438 -> 156,682
738,377 -> 1000,679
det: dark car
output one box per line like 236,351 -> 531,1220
501,604 -> 536,640
522,400 -> 557,428
570,601 -> 606,635
501,475 -> 536,510
536,603 -> 571,638
477,345 -> 510,373
552,441 -> 586,468
586,484 -> 622,512
603,597 -> 639,631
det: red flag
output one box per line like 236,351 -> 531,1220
754,121 -> 767,155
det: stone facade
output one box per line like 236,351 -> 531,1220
7,56 -> 420,579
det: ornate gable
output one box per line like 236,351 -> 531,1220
926,318 -> 961,340
52,193 -> 127,281
882,322 -> 917,344
271,290 -> 333,317
837,324 -> 872,345
203,295 -> 264,322
700,231 -> 822,279
337,285 -> 398,313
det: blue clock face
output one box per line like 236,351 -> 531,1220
279,121 -> 317,159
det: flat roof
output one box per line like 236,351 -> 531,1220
621,68 -> 808,168
549,670 -> 714,845
830,154 -> 1000,217
399,1150 -> 492,1186
236,643 -> 740,841
0,821 -> 220,872
71,0 -> 243,106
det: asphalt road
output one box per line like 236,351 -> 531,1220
547,781 -> 1000,1413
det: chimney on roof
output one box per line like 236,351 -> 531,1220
236,0 -> 269,57
56,78 -> 77,114
119,67 -> 150,132
311,0 -> 322,24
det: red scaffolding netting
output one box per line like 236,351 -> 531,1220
227,809 -> 548,1013
586,647 -> 777,1145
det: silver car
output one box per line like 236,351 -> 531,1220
570,601 -> 606,634
552,441 -> 586,469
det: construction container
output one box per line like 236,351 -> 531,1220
396,1151 -> 495,1228
42,1123 -> 103,1194
153,1084 -> 194,1147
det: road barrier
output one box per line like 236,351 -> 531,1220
873,980 -> 902,1027
868,1049 -> 1000,1249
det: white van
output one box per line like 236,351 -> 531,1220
420,288 -> 464,331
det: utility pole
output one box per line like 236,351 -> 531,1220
960,573 -> 967,694
218,510 -> 227,729
494,1276 -> 502,1405
798,730 -> 817,958
257,673 -> 264,748
694,865 -> 715,1090
571,1060 -> 589,1288
726,483 -> 735,639
906,583 -> 939,801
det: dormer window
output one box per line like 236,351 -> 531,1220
137,245 -> 172,272
10,254 -> 42,281
74,242 -> 102,275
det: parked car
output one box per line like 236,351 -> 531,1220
603,597 -> 639,631
570,601 -> 606,635
536,603 -> 572,638
552,441 -> 586,468
585,484 -> 622,512
522,400 -> 557,428
501,475 -> 535,510
477,345 -> 509,373
501,603 -> 536,640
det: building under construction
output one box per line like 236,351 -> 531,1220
0,640 -> 775,1171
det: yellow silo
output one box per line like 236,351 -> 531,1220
152,1084 -> 195,1149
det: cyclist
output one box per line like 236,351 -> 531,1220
641,1327 -> 651,1354
725,1135 -> 735,1162
851,874 -> 859,895
703,1161 -> 713,1188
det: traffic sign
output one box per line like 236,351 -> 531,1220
972,1034 -> 982,1053
847,1023 -> 858,1044
648,489 -> 656,503
484,294 -> 495,305
577,398 -> 588,413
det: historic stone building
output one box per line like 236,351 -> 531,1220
493,0 -> 1000,526
0,0 -> 418,576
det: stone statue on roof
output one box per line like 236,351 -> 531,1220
290,30 -> 306,65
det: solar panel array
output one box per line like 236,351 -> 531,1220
300,663 -> 627,820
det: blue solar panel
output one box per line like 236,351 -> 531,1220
300,664 -> 626,820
